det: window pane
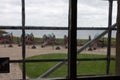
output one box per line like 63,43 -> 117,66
0,30 -> 22,60
78,0 -> 112,27
0,0 -> 21,26
25,0 -> 68,26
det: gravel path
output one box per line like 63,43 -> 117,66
0,44 -> 115,80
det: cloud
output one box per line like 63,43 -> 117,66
0,0 -> 21,25
25,0 -> 68,26
77,0 -> 109,27
0,0 -> 117,27
0,0 -> 116,38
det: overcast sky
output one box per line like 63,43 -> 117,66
0,0 -> 117,27
0,0 -> 117,38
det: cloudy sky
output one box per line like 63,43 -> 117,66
0,0 -> 117,37
0,0 -> 117,27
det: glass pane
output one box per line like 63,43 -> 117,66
78,0 -> 110,27
77,60 -> 115,76
25,30 -> 68,58
112,1 -> 117,24
0,30 -> 22,60
25,0 -> 68,27
24,30 -> 68,79
25,62 -> 67,79
0,0 -> 21,26
77,61 -> 106,75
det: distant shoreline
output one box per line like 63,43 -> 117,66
6,30 -> 116,39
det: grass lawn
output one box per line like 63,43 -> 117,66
20,53 -> 115,79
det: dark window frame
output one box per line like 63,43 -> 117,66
0,0 -> 119,80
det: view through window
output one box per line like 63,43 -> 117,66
0,0 -> 117,80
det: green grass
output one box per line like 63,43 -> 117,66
19,54 -> 115,78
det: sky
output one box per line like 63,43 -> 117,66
0,0 -> 118,37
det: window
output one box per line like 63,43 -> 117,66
0,0 -> 119,80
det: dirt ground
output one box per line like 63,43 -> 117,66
0,44 -> 116,80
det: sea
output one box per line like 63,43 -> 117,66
6,30 -> 116,39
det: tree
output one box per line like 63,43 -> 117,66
116,0 -> 120,75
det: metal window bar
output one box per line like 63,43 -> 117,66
0,26 -> 117,30
106,0 -> 113,74
68,0 -> 77,79
21,0 -> 26,79
0,0 -> 118,80
9,58 -> 115,63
